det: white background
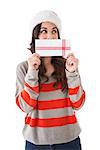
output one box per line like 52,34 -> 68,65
0,0 -> 100,149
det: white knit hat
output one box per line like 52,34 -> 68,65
30,10 -> 62,33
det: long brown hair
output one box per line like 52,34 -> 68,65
28,23 -> 68,92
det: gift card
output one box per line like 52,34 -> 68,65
35,39 -> 71,57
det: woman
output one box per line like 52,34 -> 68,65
15,10 -> 85,150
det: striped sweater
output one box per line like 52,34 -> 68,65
15,61 -> 85,145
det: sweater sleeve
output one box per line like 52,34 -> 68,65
65,69 -> 85,110
15,62 -> 39,113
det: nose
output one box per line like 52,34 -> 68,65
47,33 -> 54,39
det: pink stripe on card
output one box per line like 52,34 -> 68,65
36,47 -> 70,50
62,39 -> 65,56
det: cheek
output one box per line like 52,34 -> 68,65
54,33 -> 59,39
38,34 -> 47,39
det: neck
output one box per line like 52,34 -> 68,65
43,57 -> 54,75
45,63 -> 54,71
43,57 -> 52,69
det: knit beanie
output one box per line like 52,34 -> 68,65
30,10 -> 62,33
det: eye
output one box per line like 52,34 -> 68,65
40,30 -> 47,34
52,29 -> 57,34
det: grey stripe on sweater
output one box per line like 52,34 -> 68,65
15,61 -> 85,145
22,123 -> 81,145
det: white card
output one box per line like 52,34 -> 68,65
35,39 -> 71,57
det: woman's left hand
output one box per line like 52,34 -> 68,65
65,54 -> 79,72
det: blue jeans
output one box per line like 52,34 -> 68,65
25,136 -> 82,150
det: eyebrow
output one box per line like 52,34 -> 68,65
40,27 -> 57,30
40,27 -> 47,30
52,27 -> 58,30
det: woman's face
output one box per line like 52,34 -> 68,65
38,22 -> 59,39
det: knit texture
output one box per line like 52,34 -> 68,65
15,61 -> 85,145
30,10 -> 61,34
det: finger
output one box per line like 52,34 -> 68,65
32,64 -> 38,70
66,58 -> 74,65
33,59 -> 41,65
69,58 -> 79,66
67,56 -> 77,65
67,55 -> 75,60
34,59 -> 41,65
66,56 -> 74,63
29,57 -> 40,63
32,53 -> 40,58
68,59 -> 76,66
67,53 -> 74,59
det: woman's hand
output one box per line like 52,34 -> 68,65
28,53 -> 41,70
65,54 -> 79,72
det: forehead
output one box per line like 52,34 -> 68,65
41,21 -> 57,29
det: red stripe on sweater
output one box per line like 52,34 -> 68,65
16,89 -> 85,111
25,82 -> 80,95
71,90 -> 85,108
38,98 -> 71,110
16,96 -> 25,112
40,82 -> 62,92
21,90 -> 37,108
68,86 -> 80,95
25,82 -> 39,93
25,82 -> 62,93
25,115 -> 77,127
17,91 -> 71,110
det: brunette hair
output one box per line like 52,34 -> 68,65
28,23 -> 68,92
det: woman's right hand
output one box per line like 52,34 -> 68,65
27,53 -> 41,70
